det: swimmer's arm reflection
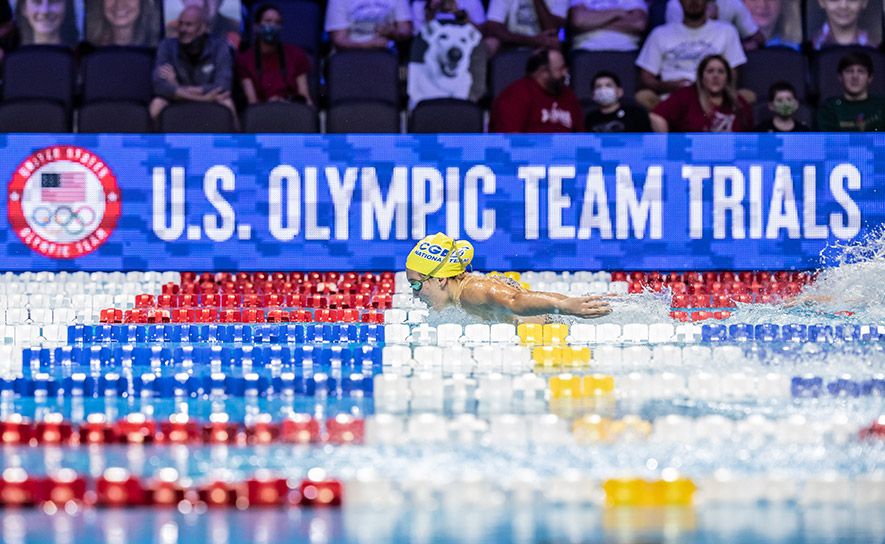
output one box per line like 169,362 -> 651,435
461,277 -> 614,320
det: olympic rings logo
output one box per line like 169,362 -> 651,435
30,205 -> 96,236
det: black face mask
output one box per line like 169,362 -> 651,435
182,33 -> 208,57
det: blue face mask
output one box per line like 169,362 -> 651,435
257,24 -> 281,44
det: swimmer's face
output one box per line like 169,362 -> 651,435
406,269 -> 449,309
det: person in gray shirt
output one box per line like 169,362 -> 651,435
149,5 -> 235,125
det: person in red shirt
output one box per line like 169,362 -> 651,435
490,48 -> 585,133
236,4 -> 312,105
649,53 -> 753,132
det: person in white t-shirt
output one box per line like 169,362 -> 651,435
485,0 -> 568,55
635,0 -> 746,109
325,0 -> 413,49
665,0 -> 765,48
412,0 -> 486,33
568,0 -> 648,51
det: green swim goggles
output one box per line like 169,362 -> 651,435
409,240 -> 466,293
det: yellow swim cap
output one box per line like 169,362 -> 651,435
406,233 -> 474,278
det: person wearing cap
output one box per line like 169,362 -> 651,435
405,233 -> 613,324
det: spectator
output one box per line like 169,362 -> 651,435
636,0 -> 746,110
236,5 -> 312,105
165,0 -> 241,48
412,0 -> 485,33
490,48 -> 584,132
485,0 -> 567,56
15,0 -> 79,47
666,0 -> 765,49
755,81 -> 809,132
585,70 -> 651,132
568,0 -> 647,51
325,0 -> 412,49
811,0 -> 877,50
150,6 -> 235,122
742,0 -> 801,48
650,54 -> 753,132
86,0 -> 161,47
817,52 -> 885,132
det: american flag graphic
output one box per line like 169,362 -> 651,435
41,172 -> 86,202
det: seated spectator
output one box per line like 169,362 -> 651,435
325,0 -> 412,50
166,0 -> 241,48
490,48 -> 584,132
817,51 -> 885,131
236,5 -> 312,106
666,0 -> 764,49
568,0 -> 647,51
86,0 -> 161,47
407,19 -> 486,108
150,6 -> 235,122
412,0 -> 486,33
755,81 -> 809,132
636,0 -> 746,110
811,0 -> 878,50
742,0 -> 801,49
485,0 -> 567,56
585,71 -> 651,132
650,54 -> 753,132
15,0 -> 79,48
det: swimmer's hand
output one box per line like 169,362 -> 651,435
555,295 -> 613,319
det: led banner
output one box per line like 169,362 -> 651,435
2,134 -> 883,272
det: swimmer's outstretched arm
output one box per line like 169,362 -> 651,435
467,280 -> 612,319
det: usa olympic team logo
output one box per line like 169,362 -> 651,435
7,146 -> 121,259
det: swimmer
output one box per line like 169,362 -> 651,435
405,233 -> 613,324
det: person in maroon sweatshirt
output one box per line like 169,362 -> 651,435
490,48 -> 585,133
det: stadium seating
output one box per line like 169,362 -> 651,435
0,100 -> 70,132
327,101 -> 400,133
409,99 -> 484,133
78,101 -> 153,133
488,48 -> 532,100
81,48 -> 155,105
2,46 -> 76,111
159,102 -> 237,133
740,47 -> 808,101
242,102 -> 319,133
326,50 -> 401,107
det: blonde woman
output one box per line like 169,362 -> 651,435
86,0 -> 161,47
649,54 -> 753,132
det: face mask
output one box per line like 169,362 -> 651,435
182,33 -> 207,56
594,87 -> 618,106
258,24 -> 281,44
773,99 -> 798,117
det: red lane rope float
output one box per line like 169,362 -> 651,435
0,413 -> 364,447
0,467 -> 343,509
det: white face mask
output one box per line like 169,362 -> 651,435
593,87 -> 618,106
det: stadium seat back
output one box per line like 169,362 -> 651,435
327,100 -> 400,133
0,99 -> 70,132
78,101 -> 152,133
488,48 -> 532,100
82,47 -> 155,104
569,50 -> 639,104
159,102 -> 236,133
327,50 -> 400,106
242,102 -> 319,133
740,47 -> 807,102
2,46 -> 75,110
409,98 -> 483,133
815,46 -> 885,100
